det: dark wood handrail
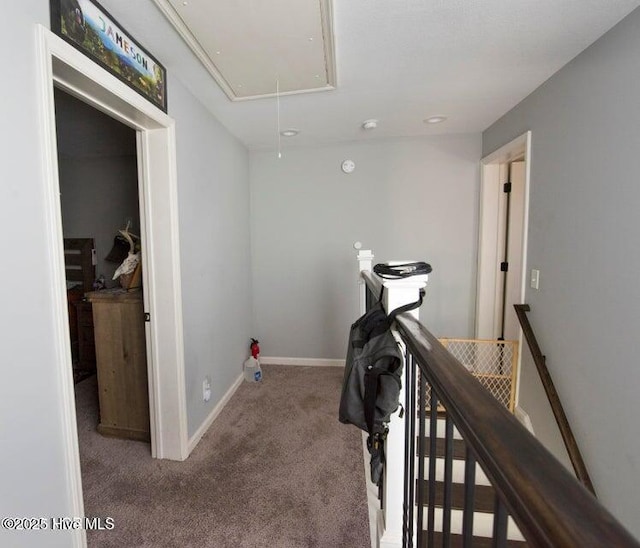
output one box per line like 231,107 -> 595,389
395,313 -> 638,547
514,304 -> 596,496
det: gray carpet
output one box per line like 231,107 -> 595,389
76,364 -> 370,547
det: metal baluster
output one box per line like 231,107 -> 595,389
403,352 -> 416,547
427,390 -> 438,548
443,416 -> 454,545
462,447 -> 476,546
416,372 -> 426,547
492,495 -> 508,548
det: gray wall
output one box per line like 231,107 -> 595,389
57,89 -> 140,287
0,2 -> 251,546
170,78 -> 252,438
518,344 -> 573,472
483,7 -> 640,538
0,1 -> 77,547
59,154 -> 140,286
92,2 -> 253,438
250,135 -> 481,359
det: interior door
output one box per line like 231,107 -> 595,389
499,161 -> 526,341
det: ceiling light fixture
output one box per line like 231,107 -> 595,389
424,115 -> 447,124
280,129 -> 299,137
361,119 -> 378,130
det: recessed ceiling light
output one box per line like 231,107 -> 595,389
361,119 -> 378,130
280,129 -> 299,137
424,115 -> 447,124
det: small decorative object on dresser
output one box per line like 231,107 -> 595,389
111,222 -> 142,290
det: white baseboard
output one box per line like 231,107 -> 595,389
187,373 -> 243,454
260,356 -> 345,367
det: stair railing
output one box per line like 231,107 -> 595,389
357,262 -> 638,548
397,310 -> 638,548
513,303 -> 595,495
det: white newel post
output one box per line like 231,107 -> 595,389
380,277 -> 426,548
356,246 -> 375,315
355,247 -> 428,548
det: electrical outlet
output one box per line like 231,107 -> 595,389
202,377 -> 211,402
530,269 -> 540,290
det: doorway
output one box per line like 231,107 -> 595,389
37,25 -> 188,544
476,132 -> 531,339
55,87 -> 152,441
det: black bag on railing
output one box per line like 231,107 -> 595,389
339,271 -> 426,485
373,261 -> 432,280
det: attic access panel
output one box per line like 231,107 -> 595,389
162,0 -> 336,100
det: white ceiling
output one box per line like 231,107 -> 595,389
159,0 -> 335,99
101,0 -> 640,150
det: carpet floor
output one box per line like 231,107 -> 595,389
76,364 -> 370,547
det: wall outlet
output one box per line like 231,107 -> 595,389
530,269 -> 540,290
202,376 -> 211,402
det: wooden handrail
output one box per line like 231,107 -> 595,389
514,304 -> 596,496
395,313 -> 638,547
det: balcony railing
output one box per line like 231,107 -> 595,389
356,250 -> 639,548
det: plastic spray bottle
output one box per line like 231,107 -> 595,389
243,338 -> 262,382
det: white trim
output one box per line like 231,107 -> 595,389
187,374 -> 244,454
515,405 -> 535,435
38,21 -> 188,493
150,0 -> 236,99
36,27 -> 86,548
137,124 -> 189,460
259,357 -> 345,367
477,131 -> 532,407
482,131 -> 530,165
149,0 -> 336,101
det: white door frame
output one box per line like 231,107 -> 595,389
37,25 -> 188,547
476,132 -> 531,410
476,131 -> 532,339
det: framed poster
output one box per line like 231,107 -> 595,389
50,0 -> 167,112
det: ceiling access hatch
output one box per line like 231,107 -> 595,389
154,0 -> 336,101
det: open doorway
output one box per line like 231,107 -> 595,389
476,131 -> 531,340
476,131 -> 531,407
55,87 -> 152,445
37,25 -> 188,544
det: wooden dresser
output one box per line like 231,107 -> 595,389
86,289 -> 150,442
